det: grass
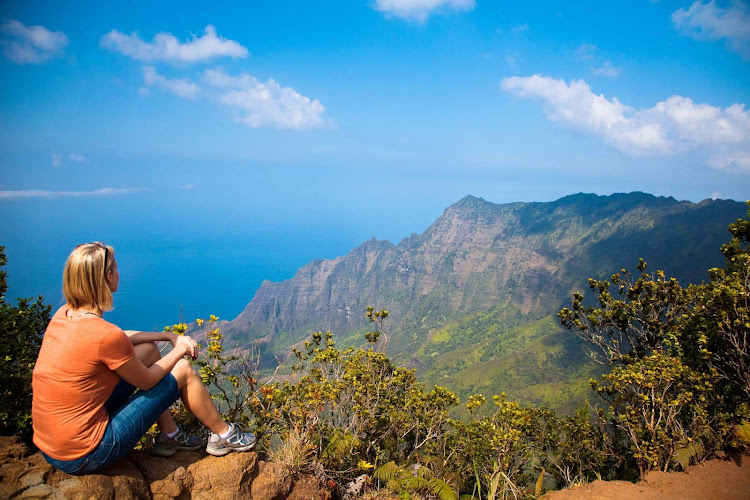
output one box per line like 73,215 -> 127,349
268,426 -> 316,474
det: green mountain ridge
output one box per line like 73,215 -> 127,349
224,192 -> 746,411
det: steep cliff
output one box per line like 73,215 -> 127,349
224,192 -> 747,409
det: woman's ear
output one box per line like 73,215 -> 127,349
106,261 -> 119,293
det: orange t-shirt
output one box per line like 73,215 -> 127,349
32,305 -> 135,460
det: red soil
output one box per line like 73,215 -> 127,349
544,454 -> 750,500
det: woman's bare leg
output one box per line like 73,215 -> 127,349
132,343 -> 178,434
171,359 -> 230,435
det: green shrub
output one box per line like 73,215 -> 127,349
448,394 -> 540,497
0,246 -> 51,443
591,353 -> 713,475
558,201 -> 750,477
534,405 -> 609,488
153,315 -> 262,445
256,325 -> 460,482
191,315 -> 260,427
557,259 -> 688,366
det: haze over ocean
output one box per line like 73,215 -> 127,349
1,1 -> 748,330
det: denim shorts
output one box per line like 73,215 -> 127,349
43,374 -> 180,474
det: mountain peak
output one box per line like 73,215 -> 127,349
451,195 -> 492,209
441,195 -> 508,222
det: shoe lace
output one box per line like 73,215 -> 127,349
228,423 -> 254,444
174,429 -> 192,443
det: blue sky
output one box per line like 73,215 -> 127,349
0,1 -> 749,326
2,1 -> 749,209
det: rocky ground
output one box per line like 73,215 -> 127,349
0,436 -> 330,499
3,435 -> 749,500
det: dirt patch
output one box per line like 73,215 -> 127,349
544,454 -> 750,500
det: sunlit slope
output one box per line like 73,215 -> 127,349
418,312 -> 605,414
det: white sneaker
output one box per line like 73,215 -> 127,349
206,423 -> 257,456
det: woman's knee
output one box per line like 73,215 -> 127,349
171,358 -> 196,388
134,342 -> 160,367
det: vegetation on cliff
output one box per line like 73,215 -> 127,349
223,193 -> 748,412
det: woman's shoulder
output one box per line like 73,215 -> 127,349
47,306 -> 123,338
92,316 -> 126,338
52,304 -> 69,319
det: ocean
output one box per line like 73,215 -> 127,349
0,217 -> 388,332
1,229 -> 380,332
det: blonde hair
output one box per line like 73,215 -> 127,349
63,242 -> 116,311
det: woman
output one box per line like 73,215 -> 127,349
32,242 -> 255,474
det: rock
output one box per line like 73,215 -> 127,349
104,457 -> 152,500
20,467 -> 51,488
287,475 -> 332,500
0,435 -> 330,499
18,483 -> 56,498
188,452 -> 257,500
250,462 -> 292,500
61,475 -> 115,500
130,451 -> 192,499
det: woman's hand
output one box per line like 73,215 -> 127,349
174,335 -> 199,360
168,332 -> 179,348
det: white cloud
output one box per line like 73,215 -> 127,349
500,74 -> 750,171
101,25 -> 248,63
592,60 -> 622,77
0,19 -> 68,64
707,151 -> 750,172
575,44 -> 598,60
512,24 -> 529,33
141,66 -> 200,99
203,68 -> 327,130
373,0 -> 475,23
202,68 -> 256,88
672,1 -> 750,59
52,153 -> 88,166
129,66 -> 327,130
68,153 -> 88,163
575,45 -> 622,78
0,188 -> 148,200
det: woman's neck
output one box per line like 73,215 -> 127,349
68,307 -> 102,319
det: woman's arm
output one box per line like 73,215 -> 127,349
115,336 -> 197,390
123,330 -> 177,345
